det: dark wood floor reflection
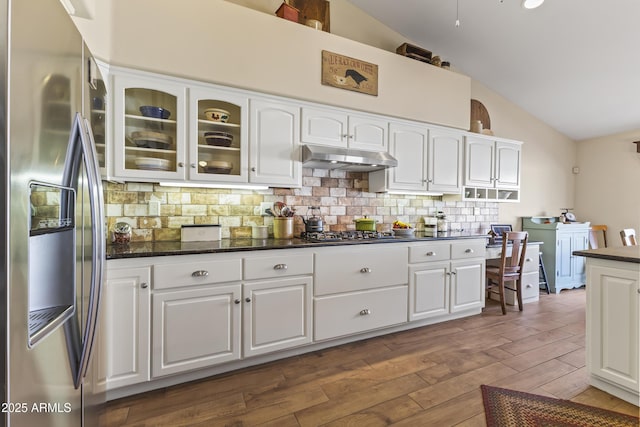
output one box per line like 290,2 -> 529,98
100,288 -> 639,426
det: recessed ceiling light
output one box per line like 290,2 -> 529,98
522,0 -> 544,9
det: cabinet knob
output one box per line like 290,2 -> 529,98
273,263 -> 288,270
140,282 -> 148,289
245,297 -> 251,303
190,163 -> 196,169
359,308 -> 371,316
445,271 -> 451,276
451,271 -> 457,275
178,162 -> 184,168
426,251 -> 436,256
637,289 -> 640,294
526,284 -> 532,288
251,167 -> 256,172
191,270 -> 209,277
526,258 -> 533,262
360,267 -> 372,273
234,299 -> 241,304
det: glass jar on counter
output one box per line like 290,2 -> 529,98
436,211 -> 447,233
112,222 -> 131,244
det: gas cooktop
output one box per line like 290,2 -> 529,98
301,230 -> 395,242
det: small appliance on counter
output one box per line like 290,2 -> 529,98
181,224 -> 221,242
302,206 -> 323,233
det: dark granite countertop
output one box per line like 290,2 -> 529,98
106,231 -> 489,260
573,246 -> 640,264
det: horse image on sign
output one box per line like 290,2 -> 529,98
321,50 -> 378,96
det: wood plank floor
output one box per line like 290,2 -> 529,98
99,288 -> 640,426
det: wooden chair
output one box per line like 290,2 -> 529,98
589,224 -> 608,249
486,231 -> 528,315
620,228 -> 638,246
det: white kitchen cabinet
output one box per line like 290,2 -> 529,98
523,217 -> 590,294
313,244 -> 408,340
301,106 -> 388,152
249,97 -> 301,187
463,134 -> 522,202
188,85 -> 249,183
370,123 -> 462,194
586,259 -> 639,405
95,265 -> 151,392
152,283 -> 242,377
111,71 -> 186,181
408,239 -> 485,321
243,276 -> 313,357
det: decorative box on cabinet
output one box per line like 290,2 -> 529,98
522,217 -> 590,293
301,106 -> 388,152
95,265 -> 151,392
369,123 -> 462,194
463,134 -> 522,202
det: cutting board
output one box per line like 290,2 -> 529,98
470,99 -> 491,131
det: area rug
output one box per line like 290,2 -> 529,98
481,385 -> 639,426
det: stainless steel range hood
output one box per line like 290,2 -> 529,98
301,144 -> 398,172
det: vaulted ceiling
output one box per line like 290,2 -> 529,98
349,0 -> 640,141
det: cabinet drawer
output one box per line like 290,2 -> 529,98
243,252 -> 313,280
153,255 -> 242,290
409,241 -> 450,263
521,271 -> 540,300
314,286 -> 408,341
451,240 -> 486,259
523,246 -> 539,273
314,245 -> 408,295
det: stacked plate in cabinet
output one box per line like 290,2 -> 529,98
203,131 -> 233,147
131,130 -> 173,149
135,157 -> 172,171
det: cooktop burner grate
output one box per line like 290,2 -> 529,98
301,230 -> 395,242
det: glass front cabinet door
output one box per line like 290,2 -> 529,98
188,86 -> 248,183
112,73 -> 186,181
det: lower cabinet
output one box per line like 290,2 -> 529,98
152,284 -> 242,377
408,239 -> 485,321
94,266 -> 151,392
586,259 -> 639,405
243,276 -> 313,357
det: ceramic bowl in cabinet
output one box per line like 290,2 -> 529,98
201,160 -> 232,174
203,108 -> 230,123
135,157 -> 172,171
130,130 -> 173,149
139,105 -> 171,119
204,131 -> 233,147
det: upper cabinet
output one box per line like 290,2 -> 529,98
301,106 -> 388,152
107,68 -> 301,187
463,134 -> 522,202
188,85 -> 248,183
112,71 -> 186,181
249,97 -> 301,187
369,122 -> 462,194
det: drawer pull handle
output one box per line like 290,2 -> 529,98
426,251 -> 436,256
465,248 -> 474,254
234,299 -> 241,304
526,258 -> 533,262
359,308 -> 371,316
360,267 -> 372,273
273,264 -> 288,270
191,270 -> 209,277
140,282 -> 148,289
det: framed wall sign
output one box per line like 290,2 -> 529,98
321,50 -> 378,96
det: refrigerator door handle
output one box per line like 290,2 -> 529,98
75,114 -> 105,388
63,112 -> 105,389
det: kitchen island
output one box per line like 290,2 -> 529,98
573,246 -> 640,406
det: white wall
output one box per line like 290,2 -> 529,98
575,131 -> 640,247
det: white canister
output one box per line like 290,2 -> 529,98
181,224 -> 221,242
305,19 -> 323,30
251,226 -> 268,239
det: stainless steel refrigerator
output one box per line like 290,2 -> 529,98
1,0 -> 106,425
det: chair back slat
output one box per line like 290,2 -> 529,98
499,231 -> 529,275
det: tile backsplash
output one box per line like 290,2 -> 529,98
104,169 -> 499,242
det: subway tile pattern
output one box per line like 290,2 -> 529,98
104,169 -> 499,242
